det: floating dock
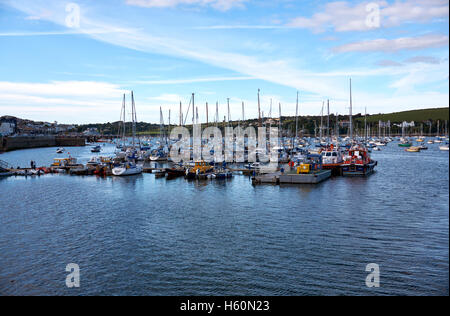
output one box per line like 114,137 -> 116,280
253,169 -> 331,185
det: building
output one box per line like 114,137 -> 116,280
82,128 -> 100,136
0,117 -> 17,136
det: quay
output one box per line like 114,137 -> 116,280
0,136 -> 85,152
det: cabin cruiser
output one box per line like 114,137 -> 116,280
86,156 -> 102,167
320,145 -> 344,169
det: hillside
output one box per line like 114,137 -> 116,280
355,107 -> 449,123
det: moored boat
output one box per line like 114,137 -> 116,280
342,145 -> 377,176
112,162 -> 143,176
91,145 -> 101,153
398,142 -> 412,147
185,160 -> 214,179
406,146 -> 421,152
320,144 -> 344,169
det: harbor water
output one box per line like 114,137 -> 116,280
0,142 -> 448,295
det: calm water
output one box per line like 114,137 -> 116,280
0,142 -> 448,295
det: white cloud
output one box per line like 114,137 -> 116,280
125,0 -> 247,11
333,34 -> 449,53
134,76 -> 255,85
405,55 -> 441,64
0,81 -> 125,97
288,0 -> 449,33
0,81 -> 128,123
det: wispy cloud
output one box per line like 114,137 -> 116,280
125,0 -> 248,11
134,76 -> 255,85
333,34 -> 449,53
0,28 -> 131,37
405,55 -> 442,64
288,0 -> 449,33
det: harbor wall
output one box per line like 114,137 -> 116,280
0,136 -> 85,152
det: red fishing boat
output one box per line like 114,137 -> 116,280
342,145 -> 377,176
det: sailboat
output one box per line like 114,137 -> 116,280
112,91 -> 143,176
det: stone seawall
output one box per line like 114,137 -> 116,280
0,136 -> 85,152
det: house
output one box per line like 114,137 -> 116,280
0,117 -> 17,136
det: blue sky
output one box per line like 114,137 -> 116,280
0,0 -> 448,124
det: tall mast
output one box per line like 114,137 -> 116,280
364,107 -> 367,144
159,106 -> 163,144
268,98 -> 272,131
179,102 -> 182,126
168,109 -> 171,143
206,102 -> 209,127
215,101 -> 219,128
257,89 -> 262,127
336,112 -> 339,144
279,102 -> 282,147
314,120 -> 317,139
131,91 -> 136,149
192,93 -> 195,126
320,101 -> 324,141
327,99 -> 330,142
227,98 -> 231,126
349,78 -> 353,141
295,91 -> 299,140
242,101 -> 245,122
122,93 -> 126,147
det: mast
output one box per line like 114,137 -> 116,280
168,109 -> 171,143
278,102 -> 282,147
192,93 -> 195,126
242,101 -> 245,122
215,101 -> 219,128
349,78 -> 353,141
314,120 -> 317,139
336,112 -> 339,145
206,102 -> 209,127
179,102 -> 182,126
364,107 -> 367,144
295,92 -> 299,140
327,99 -> 330,142
257,89 -> 262,127
227,98 -> 231,126
320,101 -> 324,141
159,106 -> 163,144
122,93 -> 126,147
131,91 -> 136,149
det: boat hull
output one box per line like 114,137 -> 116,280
342,161 -> 377,176
112,166 -> 142,176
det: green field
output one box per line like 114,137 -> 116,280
356,107 -> 449,123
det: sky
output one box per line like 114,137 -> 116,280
0,0 -> 448,124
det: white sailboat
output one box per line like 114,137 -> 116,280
112,91 -> 143,176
